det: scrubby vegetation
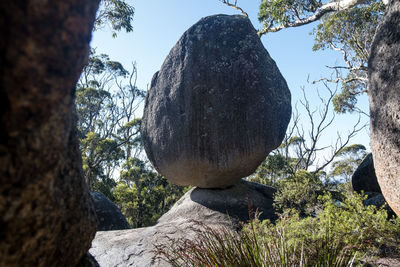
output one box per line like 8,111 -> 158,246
156,155 -> 399,266
156,190 -> 400,266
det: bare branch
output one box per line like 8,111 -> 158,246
312,76 -> 368,86
219,0 -> 248,17
313,116 -> 367,173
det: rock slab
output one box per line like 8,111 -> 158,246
141,14 -> 291,188
351,154 -> 381,193
90,180 -> 276,267
368,0 -> 400,217
0,1 -> 99,266
91,192 -> 131,231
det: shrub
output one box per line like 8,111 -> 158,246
155,217 -> 358,267
156,192 -> 400,266
274,169 -> 323,215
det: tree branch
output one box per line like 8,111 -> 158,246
258,0 -> 371,36
219,0 -> 248,17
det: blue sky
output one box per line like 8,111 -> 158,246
91,0 -> 371,167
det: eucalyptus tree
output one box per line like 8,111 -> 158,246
76,50 -> 144,197
95,0 -> 135,37
219,0 -> 386,114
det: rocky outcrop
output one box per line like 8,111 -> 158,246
141,14 -> 291,188
90,180 -> 276,267
368,0 -> 400,217
91,192 -> 131,231
351,154 -> 381,193
0,1 -> 99,266
158,180 -> 276,224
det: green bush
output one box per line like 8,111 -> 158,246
156,192 -> 400,266
274,169 -> 323,215
112,158 -> 189,228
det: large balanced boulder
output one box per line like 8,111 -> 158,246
90,191 -> 131,231
368,0 -> 400,217
141,14 -> 291,188
90,180 -> 276,266
351,154 -> 381,193
0,1 -> 99,266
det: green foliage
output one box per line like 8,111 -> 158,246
257,0 -> 385,114
92,175 -> 117,201
317,192 -> 400,254
274,169 -> 323,215
329,144 -> 367,184
80,133 -> 120,200
276,191 -> 400,258
258,0 -> 322,29
248,134 -> 310,186
337,144 -> 366,157
95,0 -> 135,37
113,158 -> 189,228
157,191 -> 400,266
249,153 -> 290,186
76,50 -> 144,193
77,50 -> 187,228
313,0 -> 385,113
332,86 -> 358,114
313,1 -> 384,60
77,1 -> 188,229
330,160 -> 357,180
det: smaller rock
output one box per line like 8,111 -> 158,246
90,192 -> 130,231
159,179 -> 276,224
363,193 -> 386,208
363,193 -> 396,218
351,154 -> 381,193
90,180 -> 276,267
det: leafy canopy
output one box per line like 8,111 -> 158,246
95,0 -> 135,37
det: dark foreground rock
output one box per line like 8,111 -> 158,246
351,154 -> 381,193
368,0 -> 400,217
0,1 -> 99,266
141,14 -> 291,188
90,180 -> 276,266
91,192 -> 131,231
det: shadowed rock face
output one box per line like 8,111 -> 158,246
141,14 -> 291,188
158,180 -> 276,225
368,0 -> 400,217
351,154 -> 381,193
90,191 -> 131,231
0,1 -> 99,266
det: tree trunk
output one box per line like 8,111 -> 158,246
0,1 -> 99,266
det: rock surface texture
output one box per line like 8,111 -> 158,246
91,191 -> 131,231
0,1 -> 99,266
141,14 -> 291,188
90,180 -> 276,267
351,154 -> 381,193
368,0 -> 400,217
